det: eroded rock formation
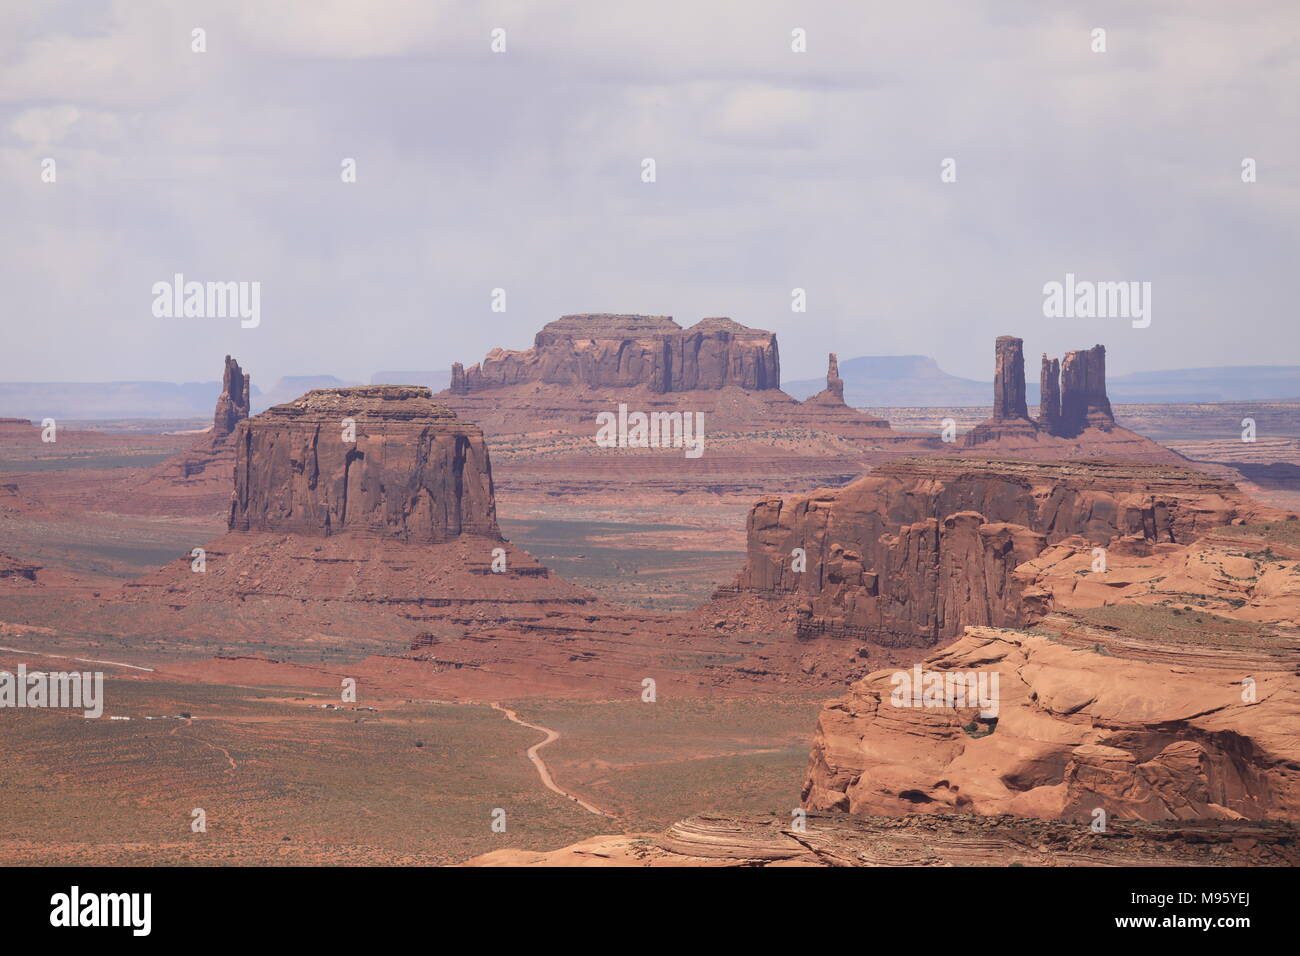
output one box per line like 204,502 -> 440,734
992,336 -> 1029,421
1058,344 -> 1115,435
804,352 -> 848,407
734,457 -> 1267,646
802,626 -> 1300,822
229,386 -> 499,542
450,314 -> 780,394
963,336 -> 1041,443
213,355 -> 250,438
127,355 -> 254,513
966,338 -> 1122,446
467,812 -> 1300,866
1039,354 -> 1061,433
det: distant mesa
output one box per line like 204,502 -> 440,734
450,313 -> 780,394
370,369 -> 452,392
229,385 -> 499,543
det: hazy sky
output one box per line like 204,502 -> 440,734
2,0 -> 1296,386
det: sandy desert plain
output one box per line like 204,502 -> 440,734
1,316 -> 1299,867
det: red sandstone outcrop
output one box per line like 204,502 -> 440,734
802,625 -> 1300,822
804,353 -> 848,407
734,457 -> 1271,646
993,335 -> 1029,421
965,337 -> 1041,444
1059,345 -> 1115,436
467,811 -> 1300,866
1018,525 -> 1300,628
229,386 -> 498,542
1039,354 -> 1061,433
212,354 -> 250,438
964,339 -> 1170,460
450,314 -> 780,394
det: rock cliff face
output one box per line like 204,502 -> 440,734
450,314 -> 780,393
1038,354 -> 1061,433
213,355 -> 250,438
1058,344 -> 1115,436
734,457 -> 1261,646
802,626 -> 1300,822
965,338 -> 1121,446
228,386 -> 499,542
992,336 -> 1029,421
964,337 -> 1041,443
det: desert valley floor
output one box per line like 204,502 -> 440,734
2,325 -> 1298,867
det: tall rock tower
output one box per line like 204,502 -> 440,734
992,336 -> 1029,421
1058,345 -> 1114,436
213,355 -> 250,439
1038,355 -> 1061,434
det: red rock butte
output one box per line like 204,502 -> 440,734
450,313 -> 781,394
228,385 -> 499,543
734,456 -> 1276,647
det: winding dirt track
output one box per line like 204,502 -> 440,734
491,703 -> 612,817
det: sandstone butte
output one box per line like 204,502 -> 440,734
964,336 -> 1130,448
126,325 -> 1184,525
450,314 -> 781,393
228,385 -> 497,542
731,456 -> 1281,646
107,384 -> 874,699
428,317 -> 1187,537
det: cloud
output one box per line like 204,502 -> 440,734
0,0 -> 1296,387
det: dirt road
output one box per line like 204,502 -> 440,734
491,703 -> 612,817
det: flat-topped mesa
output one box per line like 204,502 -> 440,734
449,314 -> 780,394
212,355 -> 250,439
1038,354 -> 1061,433
734,456 -> 1258,647
992,336 -> 1029,421
1057,344 -> 1115,436
229,385 -> 499,542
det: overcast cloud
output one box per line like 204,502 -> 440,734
1,0 -> 1296,385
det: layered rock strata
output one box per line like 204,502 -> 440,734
733,457 -> 1266,646
1039,354 -> 1061,433
965,339 -> 1117,445
228,386 -> 499,542
450,314 -> 780,394
802,625 -> 1300,822
1058,344 -> 1115,435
